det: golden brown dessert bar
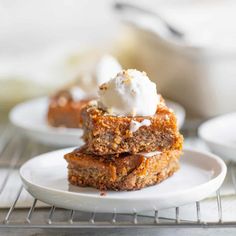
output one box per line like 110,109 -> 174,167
47,90 -> 90,128
81,100 -> 183,155
64,147 -> 181,191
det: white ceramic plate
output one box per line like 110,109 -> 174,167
199,112 -> 236,161
20,148 -> 226,213
9,97 -> 185,147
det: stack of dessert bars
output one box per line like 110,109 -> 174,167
64,98 -> 183,191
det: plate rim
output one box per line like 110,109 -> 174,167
19,148 -> 227,201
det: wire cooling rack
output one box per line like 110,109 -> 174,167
0,121 -> 236,230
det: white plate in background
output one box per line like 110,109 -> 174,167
20,148 -> 226,213
9,97 -> 83,147
10,97 -> 185,147
199,112 -> 236,161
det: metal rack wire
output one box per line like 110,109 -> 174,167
0,122 -> 236,230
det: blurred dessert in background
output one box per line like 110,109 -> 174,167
47,54 -> 122,128
47,88 -> 89,128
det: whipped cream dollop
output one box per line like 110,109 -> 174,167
98,69 -> 160,116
